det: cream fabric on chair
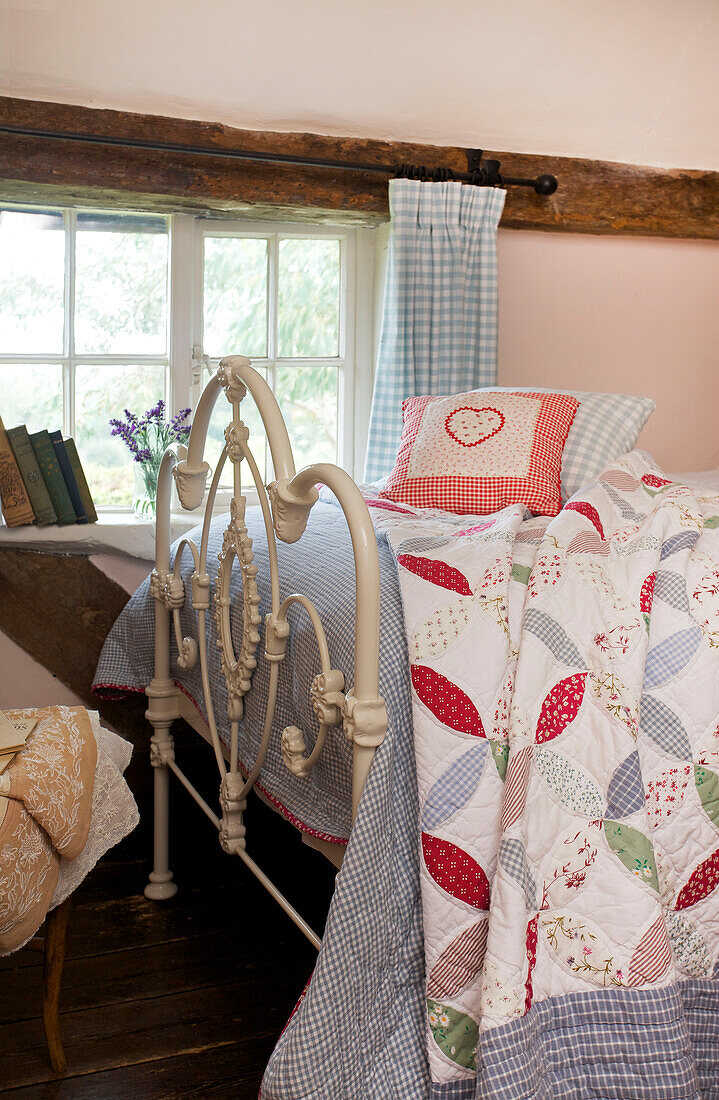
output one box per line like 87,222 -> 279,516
0,706 -> 98,953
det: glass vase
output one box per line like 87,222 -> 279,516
133,462 -> 159,519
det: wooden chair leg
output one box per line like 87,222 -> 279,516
42,898 -> 71,1075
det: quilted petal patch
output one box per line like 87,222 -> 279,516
511,563 -> 531,585
653,571 -> 690,615
567,530 -> 610,556
490,739 -> 509,781
675,847 -> 719,910
524,915 -> 539,1013
411,598 -> 475,662
640,572 -> 656,614
500,745 -> 533,831
571,532 -> 611,558
590,672 -> 639,738
642,474 -> 673,490
536,749 -> 604,817
427,1000 -> 478,1071
564,500 -> 605,539
453,521 -> 496,538
645,765 -> 692,828
666,912 -> 712,977
660,530 -> 701,561
421,833 -> 491,910
694,764 -> 719,827
397,554 -> 473,595
411,666 -> 485,737
498,837 -> 537,911
396,535 -> 452,556
606,751 -> 645,818
627,915 -> 672,986
640,695 -> 693,759
421,745 -> 489,831
600,469 -> 641,493
644,627 -> 702,690
536,673 -> 588,743
427,919 -> 489,1000
604,821 -> 659,892
602,482 -> 643,523
524,609 -> 584,667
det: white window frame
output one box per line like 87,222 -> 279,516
0,205 -> 171,465
0,204 -> 377,516
171,214 -> 376,483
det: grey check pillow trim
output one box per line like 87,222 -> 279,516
477,387 -> 655,502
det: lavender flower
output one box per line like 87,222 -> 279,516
110,401 -> 193,505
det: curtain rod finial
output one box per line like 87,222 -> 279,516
535,174 -> 558,196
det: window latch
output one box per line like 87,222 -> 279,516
191,346 -> 210,387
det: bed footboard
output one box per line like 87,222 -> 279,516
144,355 -> 387,946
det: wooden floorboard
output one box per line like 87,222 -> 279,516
0,811 -> 332,1098
3,1041 -> 268,1099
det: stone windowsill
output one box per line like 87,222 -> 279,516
0,512 -> 201,562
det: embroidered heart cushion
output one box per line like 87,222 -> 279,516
381,390 -> 579,515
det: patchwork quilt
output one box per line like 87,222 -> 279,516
264,452 -> 719,1099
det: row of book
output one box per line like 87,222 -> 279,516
0,414 -> 98,527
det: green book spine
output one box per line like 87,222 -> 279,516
7,425 -> 58,526
28,430 -> 77,525
64,438 -> 98,523
49,431 -> 87,524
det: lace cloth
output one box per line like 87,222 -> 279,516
0,711 -> 139,954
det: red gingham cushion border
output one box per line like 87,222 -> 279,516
381,390 -> 579,516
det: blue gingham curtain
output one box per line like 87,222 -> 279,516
364,180 -> 506,480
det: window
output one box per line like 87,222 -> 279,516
0,206 -> 376,511
0,207 -> 169,507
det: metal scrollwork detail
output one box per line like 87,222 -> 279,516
217,359 -> 249,404
173,460 -> 210,510
191,570 -> 211,610
224,421 -> 250,464
310,670 -> 345,727
267,478 -> 319,545
214,498 -> 261,721
342,694 -> 388,749
265,613 -> 290,663
177,636 -> 198,670
281,725 -> 310,777
219,772 -> 247,853
150,569 -> 186,610
150,736 -> 175,768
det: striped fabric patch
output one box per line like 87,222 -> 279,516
567,530 -> 609,556
427,919 -> 489,1000
628,915 -> 673,986
501,745 -> 533,832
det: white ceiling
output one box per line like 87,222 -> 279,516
1,0 -> 717,169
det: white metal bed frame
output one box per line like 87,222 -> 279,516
143,355 -> 388,948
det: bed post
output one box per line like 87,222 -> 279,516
144,447 -> 186,901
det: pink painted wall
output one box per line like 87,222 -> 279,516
497,230 -> 719,473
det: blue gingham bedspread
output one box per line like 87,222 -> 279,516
93,501 -> 412,846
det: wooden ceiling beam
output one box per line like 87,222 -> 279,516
1,96 -> 718,239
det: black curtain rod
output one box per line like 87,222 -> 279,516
0,123 -> 558,195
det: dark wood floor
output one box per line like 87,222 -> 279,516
0,764 -> 337,1099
